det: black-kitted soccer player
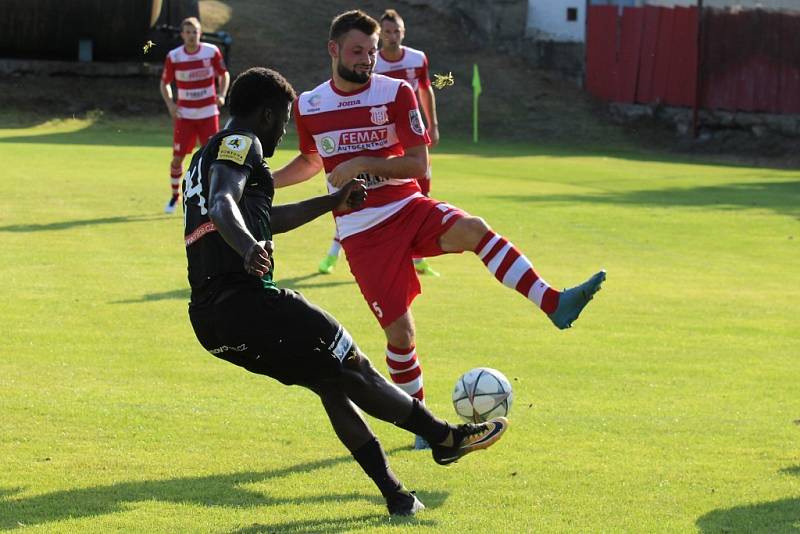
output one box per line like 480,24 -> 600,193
182,67 -> 508,516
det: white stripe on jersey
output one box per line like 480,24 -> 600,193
178,104 -> 218,120
167,43 -> 219,65
178,86 -> 215,101
335,193 -> 423,240
375,46 -> 428,91
297,75 -> 404,116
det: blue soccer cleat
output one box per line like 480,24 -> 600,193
413,434 -> 431,450
548,270 -> 606,330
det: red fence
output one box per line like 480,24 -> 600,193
586,5 -> 800,114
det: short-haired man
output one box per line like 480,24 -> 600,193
160,16 -> 230,214
275,10 -> 605,450
183,66 -> 508,516
316,8 -> 441,276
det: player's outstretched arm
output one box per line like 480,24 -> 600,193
272,152 -> 324,188
272,179 -> 366,234
327,145 -> 428,188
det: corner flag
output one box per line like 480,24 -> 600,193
472,64 -> 482,143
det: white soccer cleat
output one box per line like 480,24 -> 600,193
164,197 -> 178,214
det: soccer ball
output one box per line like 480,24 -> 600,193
452,367 -> 513,423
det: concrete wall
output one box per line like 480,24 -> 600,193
403,0 -> 585,81
526,0 -> 586,42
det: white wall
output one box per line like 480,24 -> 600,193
526,0 -> 586,42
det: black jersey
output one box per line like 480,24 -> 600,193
183,129 -> 276,301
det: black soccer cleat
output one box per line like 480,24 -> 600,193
431,417 -> 509,466
386,487 -> 425,516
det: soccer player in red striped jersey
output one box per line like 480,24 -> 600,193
274,10 -> 606,449
317,8 -> 441,276
159,17 -> 230,214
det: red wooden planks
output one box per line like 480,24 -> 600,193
618,6 -> 645,103
652,7 -> 674,104
586,5 -> 619,102
636,5 -> 662,103
665,6 -> 697,107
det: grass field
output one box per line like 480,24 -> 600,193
1,114 -> 798,533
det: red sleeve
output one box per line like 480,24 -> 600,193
161,55 -> 174,84
418,55 -> 431,90
294,100 -> 317,154
212,47 -> 227,75
394,83 -> 431,148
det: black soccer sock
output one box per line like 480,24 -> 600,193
352,438 -> 403,499
395,398 -> 453,445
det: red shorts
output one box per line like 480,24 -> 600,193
342,196 -> 468,328
173,115 -> 219,157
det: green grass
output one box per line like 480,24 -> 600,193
1,114 -> 798,533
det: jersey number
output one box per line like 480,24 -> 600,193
183,157 -> 208,229
371,301 -> 384,319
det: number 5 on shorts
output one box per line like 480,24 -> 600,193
371,301 -> 383,319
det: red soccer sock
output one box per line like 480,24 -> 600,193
170,162 -> 183,197
385,344 -> 424,401
474,230 -> 560,314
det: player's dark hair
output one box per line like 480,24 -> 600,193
329,10 -> 379,42
380,9 -> 403,26
229,67 -> 296,117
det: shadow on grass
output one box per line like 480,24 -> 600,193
0,214 -> 170,233
494,180 -> 800,219
111,288 -> 190,304
696,466 -> 800,533
0,450 -> 446,530
696,498 -> 800,533
228,511 -> 437,533
276,272 -> 356,290
110,274 -> 354,305
779,465 -> 800,477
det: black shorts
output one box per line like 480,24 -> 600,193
188,286 -> 354,386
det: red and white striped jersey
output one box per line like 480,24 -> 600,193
375,45 -> 431,93
294,74 -> 430,239
162,43 -> 227,120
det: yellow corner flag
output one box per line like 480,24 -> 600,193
472,64 -> 482,143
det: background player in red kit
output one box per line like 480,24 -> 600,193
160,16 -> 230,214
316,8 -> 441,276
274,10 -> 606,449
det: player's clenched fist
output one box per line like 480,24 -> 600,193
327,156 -> 365,188
243,240 -> 273,277
334,179 -> 367,211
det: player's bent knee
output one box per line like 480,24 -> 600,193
444,216 -> 491,251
